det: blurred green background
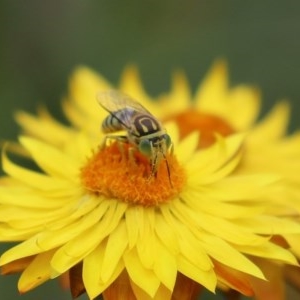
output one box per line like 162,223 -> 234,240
0,0 -> 300,299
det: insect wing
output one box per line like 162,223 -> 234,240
97,90 -> 152,114
97,90 -> 153,129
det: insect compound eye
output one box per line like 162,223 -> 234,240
139,139 -> 152,157
163,134 -> 172,149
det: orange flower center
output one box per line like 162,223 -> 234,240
168,109 -> 235,148
80,142 -> 186,206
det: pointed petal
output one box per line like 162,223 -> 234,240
51,201 -> 126,274
83,241 -> 124,299
194,60 -> 228,113
19,136 -> 80,179
153,242 -> 177,291
177,254 -> 217,292
164,121 -> 180,147
0,237 -> 46,265
125,206 -> 143,249
2,149 -> 71,191
154,213 -> 180,255
248,101 -> 290,143
176,132 -> 199,164
124,248 -> 160,298
158,70 -> 191,117
69,66 -> 112,119
101,220 -> 128,282
36,199 -> 107,250
226,86 -> 261,130
185,133 -> 244,179
18,250 -> 55,293
130,280 -> 172,300
198,234 -> 265,279
119,65 -> 159,114
15,110 -> 75,146
236,242 -> 298,265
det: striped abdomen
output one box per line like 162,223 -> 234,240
101,109 -> 133,133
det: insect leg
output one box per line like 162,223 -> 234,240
128,147 -> 138,167
101,135 -> 129,160
102,135 -> 128,147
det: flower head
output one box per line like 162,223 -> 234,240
1,63 -> 300,300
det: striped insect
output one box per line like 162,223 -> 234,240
96,90 -> 173,183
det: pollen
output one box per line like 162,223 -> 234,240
168,109 -> 235,148
80,142 -> 186,206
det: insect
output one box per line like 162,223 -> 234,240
96,90 -> 173,183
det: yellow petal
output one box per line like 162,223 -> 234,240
0,224 -> 38,241
62,98 -> 104,135
0,186 -> 67,208
130,280 -> 172,300
175,131 -> 199,164
5,205 -> 71,230
161,206 -> 212,271
190,150 -> 241,185
18,250 -> 55,293
226,85 -> 261,130
2,150 -> 71,191
199,174 -> 279,201
194,60 -> 228,113
45,195 -> 100,231
236,242 -> 298,265
119,65 -> 159,115
69,66 -> 112,119
125,206 -> 143,249
248,101 -> 290,143
51,201 -> 126,274
177,254 -> 217,292
185,133 -> 244,177
154,213 -> 180,255
153,242 -> 177,291
0,236 -> 43,265
124,248 -> 160,298
83,241 -> 124,299
164,121 -> 180,147
182,190 -> 265,219
158,70 -> 191,116
36,199 -> 107,250
236,216 -> 300,235
19,136 -> 80,179
101,220 -> 128,282
171,200 -> 267,246
15,110 -> 75,146
199,234 -> 265,279
170,70 -> 191,108
136,209 -> 157,269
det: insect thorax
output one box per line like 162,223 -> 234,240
131,114 -> 162,137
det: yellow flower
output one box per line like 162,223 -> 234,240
159,61 -> 300,255
1,64 -> 300,300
